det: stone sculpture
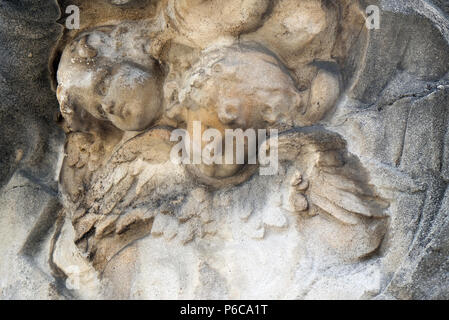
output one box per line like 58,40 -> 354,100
0,0 -> 448,300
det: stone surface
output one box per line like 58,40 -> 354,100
0,0 -> 449,300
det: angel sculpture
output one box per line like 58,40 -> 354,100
51,1 -> 389,298
162,43 -> 389,261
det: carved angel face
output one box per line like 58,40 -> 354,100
166,45 -> 301,178
43,0 -> 415,299
57,28 -> 163,132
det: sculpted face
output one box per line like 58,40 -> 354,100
93,63 -> 162,131
49,0 -> 424,300
57,30 -> 163,132
169,45 -> 302,178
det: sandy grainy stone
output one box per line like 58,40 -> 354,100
1,0 -> 449,300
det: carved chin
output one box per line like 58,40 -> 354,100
186,163 -> 259,189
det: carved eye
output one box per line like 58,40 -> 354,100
77,36 -> 97,58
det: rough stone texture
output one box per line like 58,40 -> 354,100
432,0 -> 449,16
0,0 -> 448,300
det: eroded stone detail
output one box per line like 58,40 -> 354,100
52,0 -> 393,296
1,0 -> 448,300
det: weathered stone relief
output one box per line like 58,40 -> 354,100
1,0 -> 449,299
